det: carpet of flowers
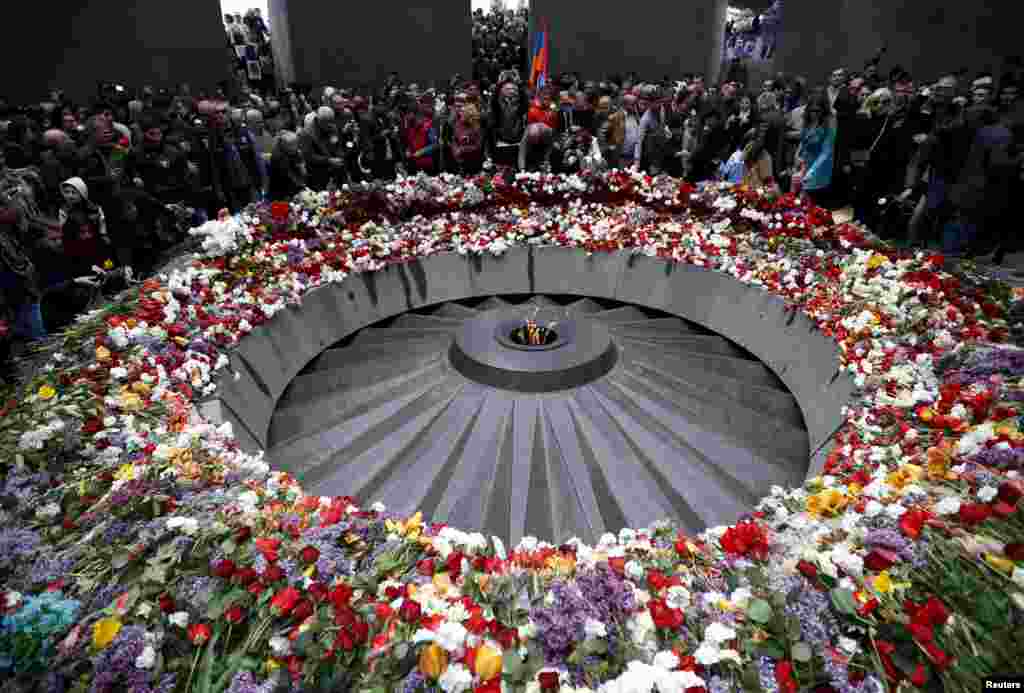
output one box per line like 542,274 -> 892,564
2,169 -> 1024,693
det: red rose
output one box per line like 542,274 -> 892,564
993,501 -> 1017,518
775,660 -> 798,693
863,550 -> 896,572
211,559 -> 236,579
291,599 -> 314,622
1006,543 -> 1024,561
496,626 -> 518,649
922,597 -> 950,626
648,598 -> 684,630
270,201 -> 290,222
797,560 -> 818,580
255,537 -> 281,562
270,587 -> 302,617
158,594 -> 175,613
232,567 -> 259,586
719,520 -> 770,560
958,502 -> 992,525
263,564 -> 285,583
224,605 -> 245,624
446,551 -> 465,578
375,602 -> 393,621
899,508 -> 929,539
538,672 -> 561,690
235,526 -> 252,542
300,546 -> 320,564
999,481 -> 1024,505
307,582 -> 328,603
335,605 -> 356,628
646,570 -> 668,592
330,583 -> 354,609
910,663 -> 928,687
400,598 -> 422,623
352,619 -> 369,644
336,629 -> 355,652
416,558 -> 436,576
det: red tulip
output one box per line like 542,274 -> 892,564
538,672 -> 561,690
300,546 -> 320,565
307,582 -> 328,603
797,560 -> 818,580
958,503 -> 992,526
400,598 -> 422,624
211,559 -> 236,579
224,605 -> 245,624
188,622 -> 212,645
270,587 -> 301,617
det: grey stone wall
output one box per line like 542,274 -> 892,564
3,1 -> 230,105
205,247 -> 852,478
529,0 -> 729,82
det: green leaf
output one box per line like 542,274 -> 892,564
747,598 -> 773,624
791,642 -> 812,662
583,638 -> 607,655
194,629 -> 222,693
786,616 -> 802,641
502,650 -> 524,682
742,664 -> 763,691
830,588 -> 859,616
754,641 -> 786,660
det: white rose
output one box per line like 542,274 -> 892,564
704,622 -> 736,645
584,618 -> 607,638
135,644 -> 156,669
934,496 -> 961,516
653,650 -> 680,672
978,486 -> 999,503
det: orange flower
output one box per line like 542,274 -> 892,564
419,643 -> 448,679
886,464 -> 923,490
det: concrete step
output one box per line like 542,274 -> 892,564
297,375 -> 468,490
620,357 -> 804,429
281,347 -> 446,406
602,317 -> 702,334
608,368 -> 809,466
301,336 -> 447,376
613,339 -> 786,390
617,334 -> 751,359
269,358 -> 450,451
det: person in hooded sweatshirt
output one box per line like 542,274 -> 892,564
58,177 -> 112,279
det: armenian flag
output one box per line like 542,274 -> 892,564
529,18 -> 549,91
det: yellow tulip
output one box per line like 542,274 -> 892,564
92,617 -> 122,649
867,253 -> 888,270
419,643 -> 448,679
985,553 -> 1016,574
872,571 -> 894,594
474,644 -> 503,681
38,385 -> 57,400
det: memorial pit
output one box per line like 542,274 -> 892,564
0,170 -> 1022,693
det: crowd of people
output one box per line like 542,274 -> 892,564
473,7 -> 529,87
2,29 -> 1024,381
